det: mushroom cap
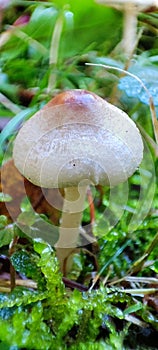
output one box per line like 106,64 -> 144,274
96,0 -> 158,11
13,89 -> 143,188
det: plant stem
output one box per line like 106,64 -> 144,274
47,13 -> 64,93
0,92 -> 21,114
9,235 -> 19,291
123,3 -> 138,56
55,185 -> 87,275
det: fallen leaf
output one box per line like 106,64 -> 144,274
0,159 -> 62,225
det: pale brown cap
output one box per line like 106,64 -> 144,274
95,0 -> 158,11
13,89 -> 143,188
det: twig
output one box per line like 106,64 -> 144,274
0,286 -> 11,293
0,277 -> 88,292
118,288 -> 158,296
0,278 -> 37,289
109,275 -> 158,286
124,314 -> 147,327
0,92 -> 21,114
102,267 -> 112,286
62,277 -> 88,292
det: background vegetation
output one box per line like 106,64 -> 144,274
0,0 -> 158,349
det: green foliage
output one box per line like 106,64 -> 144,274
0,108 -> 36,156
0,287 -> 47,309
0,239 -> 156,349
0,301 -> 53,349
0,215 -> 13,248
118,62 -> 158,106
0,193 -> 12,202
10,249 -> 40,281
17,202 -> 59,245
0,0 -> 158,349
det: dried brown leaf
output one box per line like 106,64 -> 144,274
0,159 -> 61,225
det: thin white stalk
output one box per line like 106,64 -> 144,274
9,26 -> 48,55
109,275 -> 158,286
47,14 -> 64,93
55,185 -> 88,274
124,314 -> 147,327
0,31 -> 11,47
0,92 -> 21,114
118,287 -> 158,296
120,276 -> 158,284
123,3 -> 138,56
0,278 -> 37,289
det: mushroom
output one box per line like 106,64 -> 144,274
13,89 -> 143,274
95,0 -> 158,56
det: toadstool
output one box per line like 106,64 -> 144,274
95,0 -> 158,56
13,89 -> 143,274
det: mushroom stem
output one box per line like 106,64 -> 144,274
55,185 -> 88,274
122,3 -> 138,56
